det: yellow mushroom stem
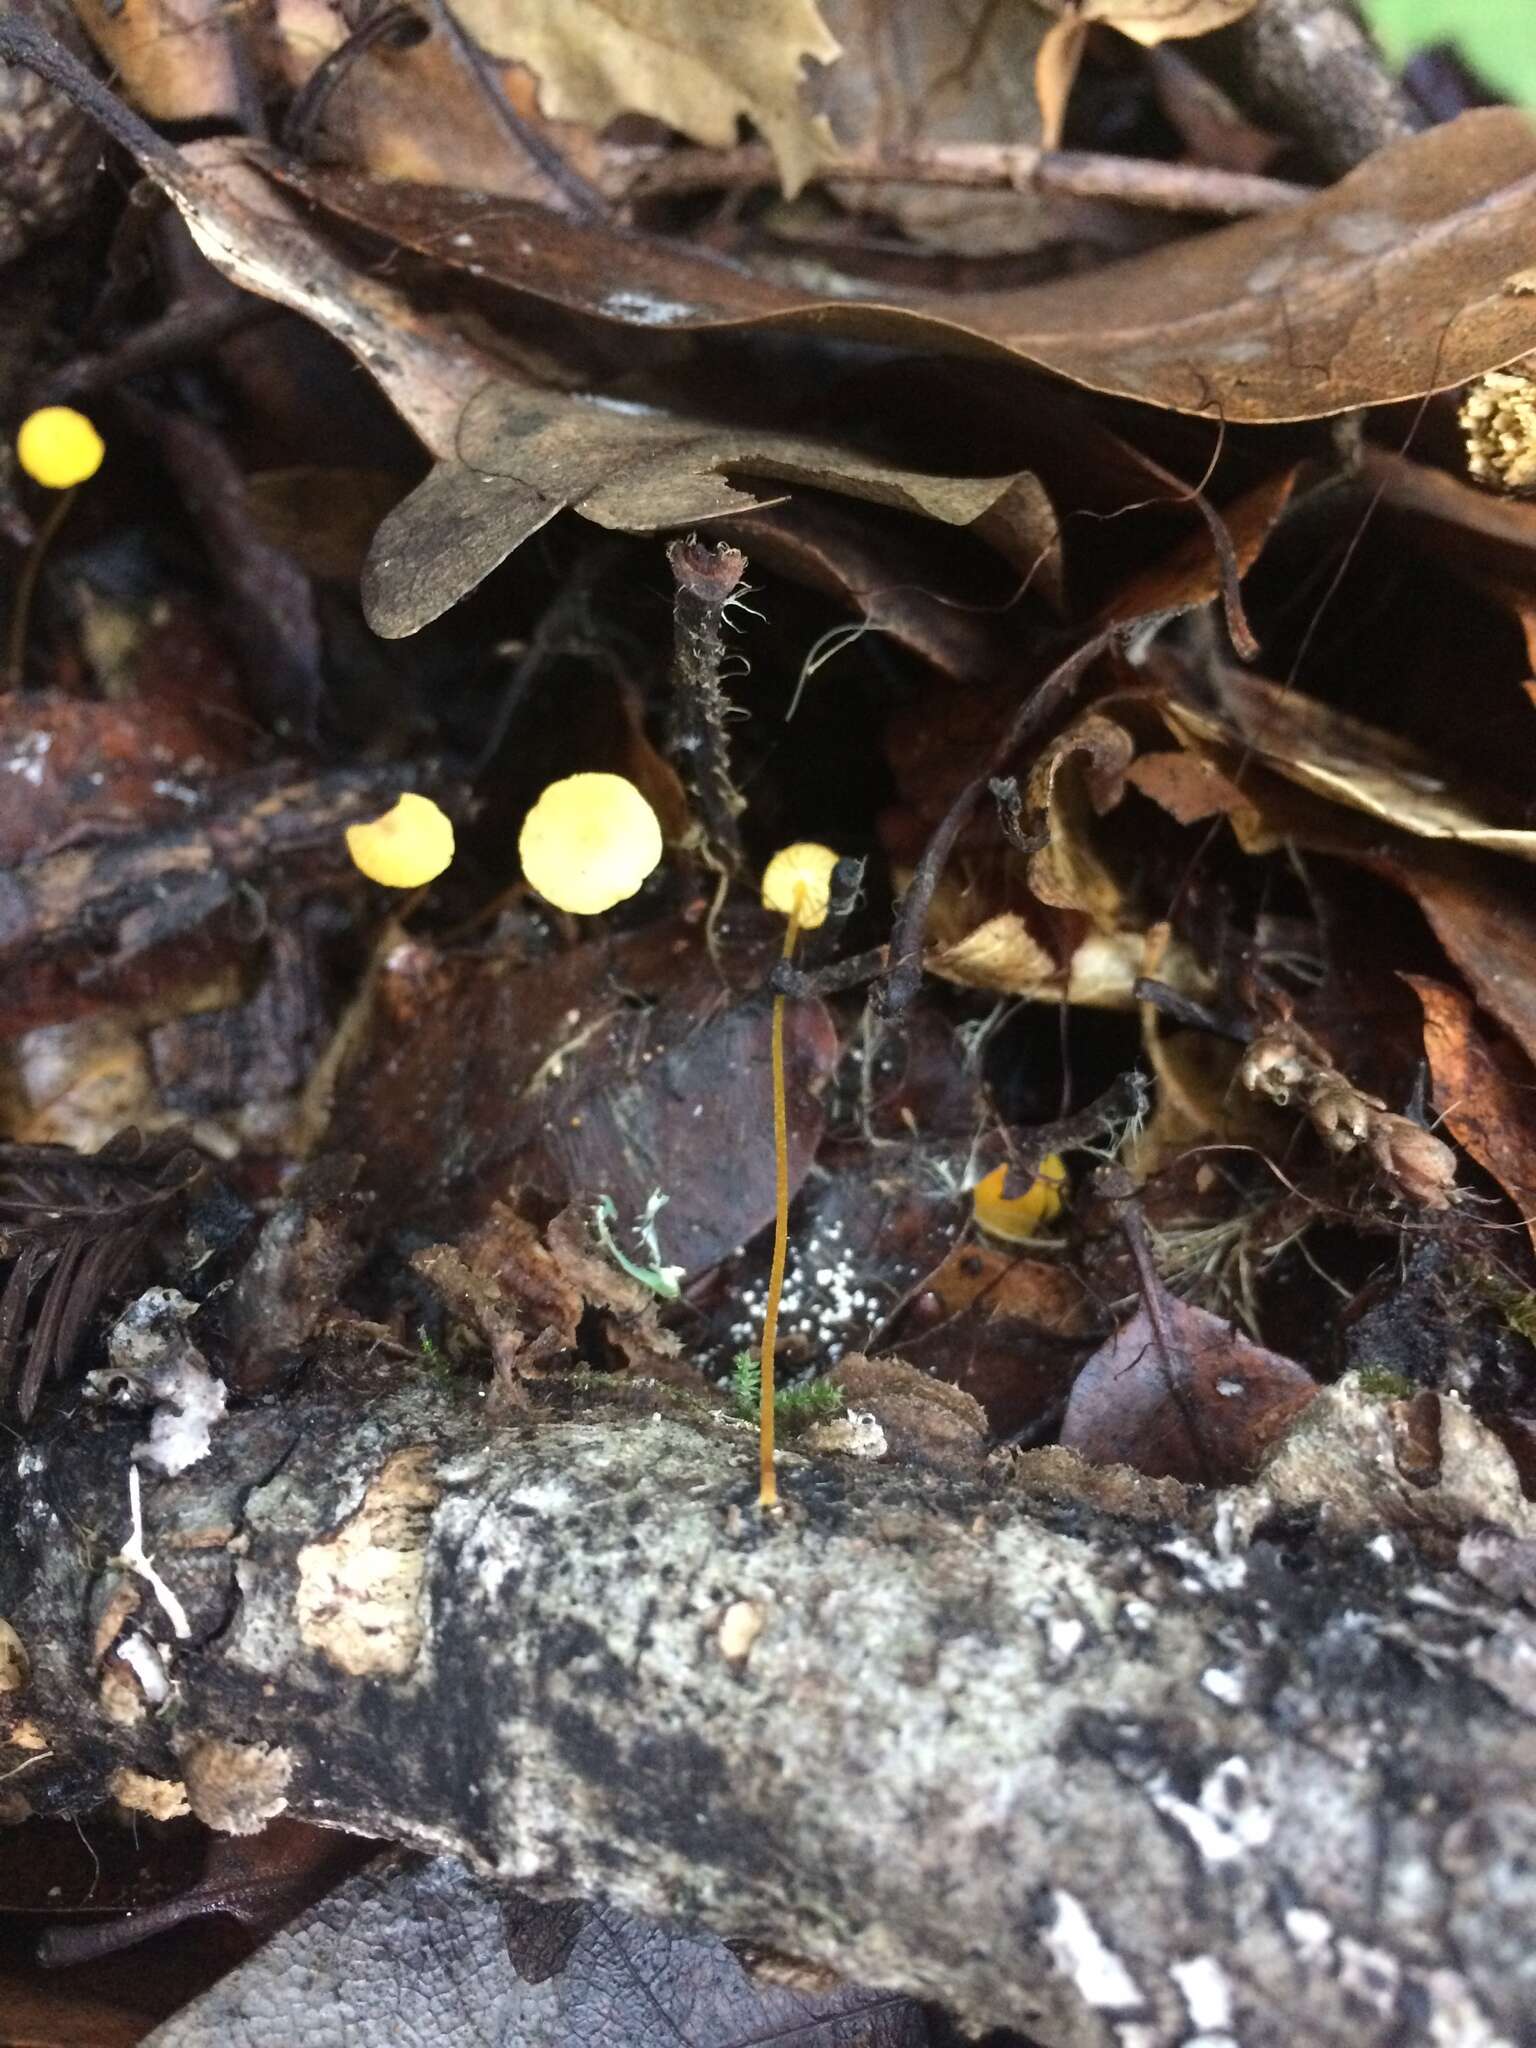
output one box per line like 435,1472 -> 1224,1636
758,885 -> 806,1511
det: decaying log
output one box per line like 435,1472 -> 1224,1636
4,1371 -> 1536,2046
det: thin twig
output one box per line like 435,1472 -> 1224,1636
602,140 -> 1312,219
45,298 -> 283,402
876,628 -> 1118,1019
416,0 -> 608,220
282,4 -> 426,157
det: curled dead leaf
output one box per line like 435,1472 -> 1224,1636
1409,977 -> 1536,1254
1069,0 -> 1260,44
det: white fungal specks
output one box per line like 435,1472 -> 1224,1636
1157,1536 -> 1247,1593
724,1222 -> 877,1367
1042,1891 -> 1143,2012
1171,1955 -> 1233,2033
1284,1906 -> 1334,1966
1149,1757 -> 1272,1866
599,290 -> 699,326
1047,1617 -> 1086,1666
1200,1666 -> 1244,1707
116,1629 -> 170,1704
3,730 -> 52,785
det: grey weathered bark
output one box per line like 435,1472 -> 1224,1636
5,1374 -> 1536,2047
1199,0 -> 1424,178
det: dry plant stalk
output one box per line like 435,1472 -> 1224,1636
1240,1024 -> 1457,1210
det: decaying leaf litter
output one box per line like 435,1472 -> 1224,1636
3,0 -> 1536,2039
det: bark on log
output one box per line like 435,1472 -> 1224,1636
1200,0 -> 1423,178
4,1375 -> 1536,2046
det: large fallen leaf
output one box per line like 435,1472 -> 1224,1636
1061,1283 -> 1318,1484
327,919 -> 838,1278
277,110 -> 1536,422
448,0 -> 842,198
1409,976 -> 1536,1255
363,375 -> 1057,637
27,135 -> 1049,641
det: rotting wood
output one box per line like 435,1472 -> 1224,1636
4,1373 -> 1535,2046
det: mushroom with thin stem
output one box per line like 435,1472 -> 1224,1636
519,772 -> 663,915
345,792 -> 456,888
756,842 -> 840,1510
7,404 -> 105,689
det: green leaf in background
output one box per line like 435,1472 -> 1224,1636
1362,0 -> 1536,108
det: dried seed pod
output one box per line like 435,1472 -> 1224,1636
1460,366 -> 1536,494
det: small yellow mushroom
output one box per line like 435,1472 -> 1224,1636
519,772 -> 663,915
16,406 -> 105,490
345,792 -> 455,888
761,842 -> 839,930
972,1155 -> 1067,1243
755,839 -> 843,1510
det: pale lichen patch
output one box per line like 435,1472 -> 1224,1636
296,1445 -> 440,1679
182,1738 -> 293,1834
0,1619 -> 28,1693
109,1767 -> 191,1821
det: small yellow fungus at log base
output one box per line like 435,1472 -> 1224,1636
519,772 -> 663,915
972,1155 -> 1067,1243
16,406 -> 105,490
345,792 -> 455,888
761,841 -> 839,929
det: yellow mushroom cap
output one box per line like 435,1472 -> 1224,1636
761,842 -> 839,929
345,792 -> 455,888
519,772 -> 663,915
972,1155 -> 1067,1244
16,406 -> 105,490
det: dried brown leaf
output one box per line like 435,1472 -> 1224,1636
278,111 -> 1536,423
1035,17 -> 1087,153
1409,977 -> 1536,1254
448,0 -> 842,197
1071,0 -> 1259,45
363,374 -> 1054,637
1061,1285 -> 1317,1484
1161,666 -> 1536,860
69,0 -> 239,121
1025,714 -> 1136,926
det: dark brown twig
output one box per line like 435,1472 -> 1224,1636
416,0 -> 608,220
0,17 -> 183,180
44,298 -> 283,402
282,4 -> 427,157
876,628 -> 1118,1019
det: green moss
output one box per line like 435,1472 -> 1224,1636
1471,1273 -> 1536,1348
1354,1365 -> 1417,1400
729,1351 -> 845,1433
